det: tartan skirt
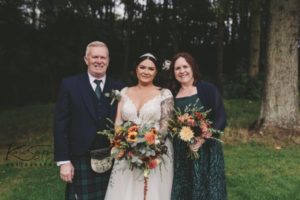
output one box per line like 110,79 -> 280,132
65,156 -> 111,200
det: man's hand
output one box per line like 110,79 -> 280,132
189,137 -> 205,152
60,163 -> 74,183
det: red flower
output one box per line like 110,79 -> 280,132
148,159 -> 158,169
187,118 -> 196,126
128,124 -> 139,132
195,112 -> 204,120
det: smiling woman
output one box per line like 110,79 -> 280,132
168,52 -> 227,200
136,59 -> 157,86
124,53 -> 161,112
104,53 -> 175,200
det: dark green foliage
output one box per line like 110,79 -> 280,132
224,99 -> 260,128
223,59 -> 264,100
0,0 -> 274,105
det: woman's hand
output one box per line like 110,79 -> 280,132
189,137 -> 205,152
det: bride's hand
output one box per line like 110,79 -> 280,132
189,137 -> 205,152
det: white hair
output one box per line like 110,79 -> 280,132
85,41 -> 109,57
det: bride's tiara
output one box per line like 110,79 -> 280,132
139,53 -> 157,61
136,52 -> 160,70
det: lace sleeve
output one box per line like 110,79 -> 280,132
159,89 -> 174,138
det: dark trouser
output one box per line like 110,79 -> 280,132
65,156 -> 111,200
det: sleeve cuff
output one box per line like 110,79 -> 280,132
56,160 -> 71,166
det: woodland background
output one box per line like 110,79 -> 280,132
0,1 -> 299,199
0,0 -> 286,104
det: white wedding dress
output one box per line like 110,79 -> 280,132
105,87 -> 174,200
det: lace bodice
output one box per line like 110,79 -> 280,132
119,87 -> 174,136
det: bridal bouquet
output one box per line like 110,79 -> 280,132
169,100 -> 223,160
99,120 -> 168,200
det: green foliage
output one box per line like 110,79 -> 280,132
0,0 -> 232,106
224,61 -> 264,100
224,99 -> 260,128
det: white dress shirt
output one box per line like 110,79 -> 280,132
88,72 -> 106,92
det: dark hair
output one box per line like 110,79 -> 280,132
128,53 -> 161,86
168,52 -> 201,94
136,53 -> 159,71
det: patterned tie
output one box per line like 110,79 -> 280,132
94,79 -> 102,99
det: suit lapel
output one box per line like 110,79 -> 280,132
102,77 -> 115,118
78,73 -> 98,120
103,76 -> 113,95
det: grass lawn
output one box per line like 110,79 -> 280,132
0,100 -> 299,200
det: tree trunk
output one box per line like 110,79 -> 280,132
216,0 -> 228,94
248,0 -> 261,78
216,11 -> 225,94
170,0 -> 179,53
122,0 -> 135,79
258,0 -> 299,129
159,0 -> 170,59
31,0 -> 38,29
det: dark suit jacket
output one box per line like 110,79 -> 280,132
53,73 -> 125,161
196,81 -> 227,131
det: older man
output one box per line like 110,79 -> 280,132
54,41 -> 125,200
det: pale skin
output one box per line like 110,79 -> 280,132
84,45 -> 110,79
174,56 -> 205,151
60,163 -> 74,183
60,45 -> 110,183
115,58 -> 160,125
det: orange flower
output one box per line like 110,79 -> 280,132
144,131 -> 156,145
177,113 -> 191,123
200,122 -> 209,132
112,139 -> 121,148
128,124 -> 139,132
127,131 -> 138,143
148,159 -> 158,169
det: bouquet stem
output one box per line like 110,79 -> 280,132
144,176 -> 148,200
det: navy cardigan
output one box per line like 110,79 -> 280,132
196,81 -> 227,131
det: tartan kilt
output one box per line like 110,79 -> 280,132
65,156 -> 111,200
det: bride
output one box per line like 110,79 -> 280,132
104,53 -> 174,200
